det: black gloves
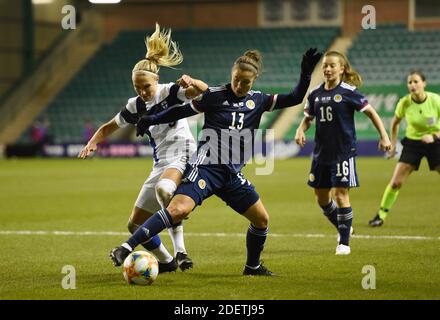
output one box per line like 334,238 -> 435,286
300,48 -> 323,76
136,115 -> 153,137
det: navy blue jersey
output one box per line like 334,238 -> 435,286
190,84 -> 276,173
304,81 -> 369,164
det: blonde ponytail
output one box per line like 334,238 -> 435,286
132,23 -> 183,76
324,51 -> 362,87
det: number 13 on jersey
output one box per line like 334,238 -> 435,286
229,112 -> 245,130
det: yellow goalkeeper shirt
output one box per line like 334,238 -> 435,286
395,91 -> 440,140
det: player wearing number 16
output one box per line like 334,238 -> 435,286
110,48 -> 323,276
294,51 -> 391,255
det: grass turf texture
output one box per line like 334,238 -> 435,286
0,158 -> 439,299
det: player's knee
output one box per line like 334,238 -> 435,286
256,214 -> 269,229
334,191 -> 349,207
250,210 -> 269,229
127,219 -> 140,234
390,181 -> 403,189
167,202 -> 191,223
316,197 -> 330,207
314,191 -> 331,207
155,179 -> 177,207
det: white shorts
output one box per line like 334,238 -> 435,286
134,156 -> 188,213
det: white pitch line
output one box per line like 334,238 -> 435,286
0,230 -> 438,241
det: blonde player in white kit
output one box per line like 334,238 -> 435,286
78,23 -> 207,272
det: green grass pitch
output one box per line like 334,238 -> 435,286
0,157 -> 439,300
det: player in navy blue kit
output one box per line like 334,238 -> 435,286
109,48 -> 323,276
295,51 -> 391,255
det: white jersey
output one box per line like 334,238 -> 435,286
114,82 -> 196,163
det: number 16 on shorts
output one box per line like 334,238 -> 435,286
335,157 -> 358,188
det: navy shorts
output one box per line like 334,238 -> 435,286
174,164 -> 260,214
399,138 -> 440,171
307,156 -> 359,189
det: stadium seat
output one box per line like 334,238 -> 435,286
21,27 -> 339,143
347,23 -> 440,86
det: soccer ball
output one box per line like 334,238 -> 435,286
123,251 -> 159,285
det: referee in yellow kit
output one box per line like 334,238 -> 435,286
370,71 -> 440,226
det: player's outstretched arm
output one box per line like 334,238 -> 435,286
136,104 -> 198,137
363,106 -> 392,152
271,48 -> 323,111
176,74 -> 208,99
78,119 -> 119,159
294,116 -> 313,147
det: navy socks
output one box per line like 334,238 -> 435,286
246,224 -> 268,268
320,200 -> 338,229
337,207 -> 353,246
126,209 -> 173,250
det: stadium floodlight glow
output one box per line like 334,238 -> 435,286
89,0 -> 121,3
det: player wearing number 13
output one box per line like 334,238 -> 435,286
110,48 -> 323,276
295,51 -> 392,255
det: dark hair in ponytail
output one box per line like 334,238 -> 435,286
232,50 -> 263,76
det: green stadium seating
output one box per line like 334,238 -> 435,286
22,27 -> 339,143
348,24 -> 440,86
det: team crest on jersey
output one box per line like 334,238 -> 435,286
198,179 -> 206,190
309,173 -> 315,182
333,94 -> 342,103
246,100 -> 256,110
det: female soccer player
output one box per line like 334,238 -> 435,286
79,24 -> 208,272
294,51 -> 391,255
369,71 -> 440,227
110,48 -> 323,276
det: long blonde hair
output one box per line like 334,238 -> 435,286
324,51 -> 362,87
132,23 -> 183,76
